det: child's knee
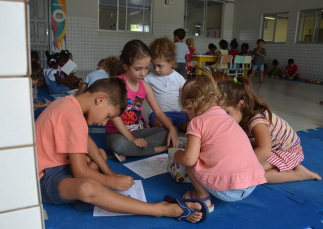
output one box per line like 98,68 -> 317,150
99,148 -> 108,161
76,179 -> 98,202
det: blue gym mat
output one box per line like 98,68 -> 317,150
43,127 -> 323,229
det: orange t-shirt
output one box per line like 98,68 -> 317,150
35,95 -> 88,179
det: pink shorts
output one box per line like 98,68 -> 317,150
267,146 -> 304,172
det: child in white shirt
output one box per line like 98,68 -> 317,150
145,37 -> 189,131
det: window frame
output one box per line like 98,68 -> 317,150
98,0 -> 153,34
261,12 -> 289,43
184,0 -> 224,38
296,8 -> 323,43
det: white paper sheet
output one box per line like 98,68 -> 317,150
123,153 -> 168,179
61,60 -> 78,75
93,180 -> 146,217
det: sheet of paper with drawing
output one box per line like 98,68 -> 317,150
123,153 -> 168,179
93,180 -> 146,217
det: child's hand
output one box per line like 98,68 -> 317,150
132,138 -> 148,148
112,175 -> 135,191
167,127 -> 179,148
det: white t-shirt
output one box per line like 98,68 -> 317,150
145,70 -> 186,114
175,42 -> 190,63
84,69 -> 109,88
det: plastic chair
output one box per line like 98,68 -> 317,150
211,55 -> 233,74
243,56 -> 252,77
227,55 -> 245,78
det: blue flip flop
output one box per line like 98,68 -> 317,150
163,194 -> 208,223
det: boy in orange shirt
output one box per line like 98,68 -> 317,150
36,78 -> 207,223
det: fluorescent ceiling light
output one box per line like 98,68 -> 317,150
129,11 -> 140,15
265,17 -> 275,20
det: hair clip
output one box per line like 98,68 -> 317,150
233,77 -> 242,85
50,58 -> 56,62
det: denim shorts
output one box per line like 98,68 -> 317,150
200,181 -> 257,202
40,164 -> 94,211
252,64 -> 264,72
149,111 -> 188,127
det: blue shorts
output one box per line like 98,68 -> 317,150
40,164 -> 94,211
149,111 -> 188,127
199,181 -> 257,202
252,64 -> 264,72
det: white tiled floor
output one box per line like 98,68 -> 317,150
250,77 -> 323,131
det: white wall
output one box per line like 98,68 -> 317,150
0,1 -> 44,228
65,0 -> 235,70
232,0 -> 323,80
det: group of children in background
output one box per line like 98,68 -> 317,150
30,28 -> 320,223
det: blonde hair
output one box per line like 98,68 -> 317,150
181,68 -> 222,116
149,37 -> 176,63
186,38 -> 195,49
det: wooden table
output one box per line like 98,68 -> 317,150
191,55 -> 218,75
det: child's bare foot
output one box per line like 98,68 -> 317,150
295,164 -> 321,181
114,153 -> 126,162
154,145 -> 169,154
183,190 -> 213,212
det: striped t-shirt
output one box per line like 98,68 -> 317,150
247,111 -> 300,150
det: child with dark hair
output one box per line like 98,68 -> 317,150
249,39 -> 266,83
285,59 -> 300,80
31,61 -> 52,119
212,40 -> 229,69
174,28 -> 190,78
240,43 -> 251,56
268,59 -> 282,78
218,76 -> 321,183
229,38 -> 239,60
43,51 -> 71,94
206,43 -> 217,56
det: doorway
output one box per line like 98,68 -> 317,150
29,0 -> 50,68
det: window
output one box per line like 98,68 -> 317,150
262,13 -> 289,42
99,0 -> 152,33
185,0 -> 223,38
297,9 -> 323,43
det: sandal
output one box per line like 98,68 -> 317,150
163,194 -> 208,223
113,152 -> 126,162
186,190 -> 214,213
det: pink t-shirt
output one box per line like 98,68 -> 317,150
36,96 -> 88,179
105,74 -> 147,134
187,106 -> 266,191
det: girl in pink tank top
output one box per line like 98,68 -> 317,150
105,40 -> 179,162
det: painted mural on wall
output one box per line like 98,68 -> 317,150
51,0 -> 66,53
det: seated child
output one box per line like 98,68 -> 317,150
31,61 -> 52,120
229,38 -> 239,61
174,69 -> 266,213
43,52 -> 71,94
212,40 -> 229,70
206,43 -> 217,56
78,56 -> 121,94
105,40 -> 179,162
57,50 -> 82,89
268,59 -> 282,78
145,37 -> 189,132
218,76 -> 321,183
239,43 -> 252,56
285,59 -> 300,80
36,77 -> 206,223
